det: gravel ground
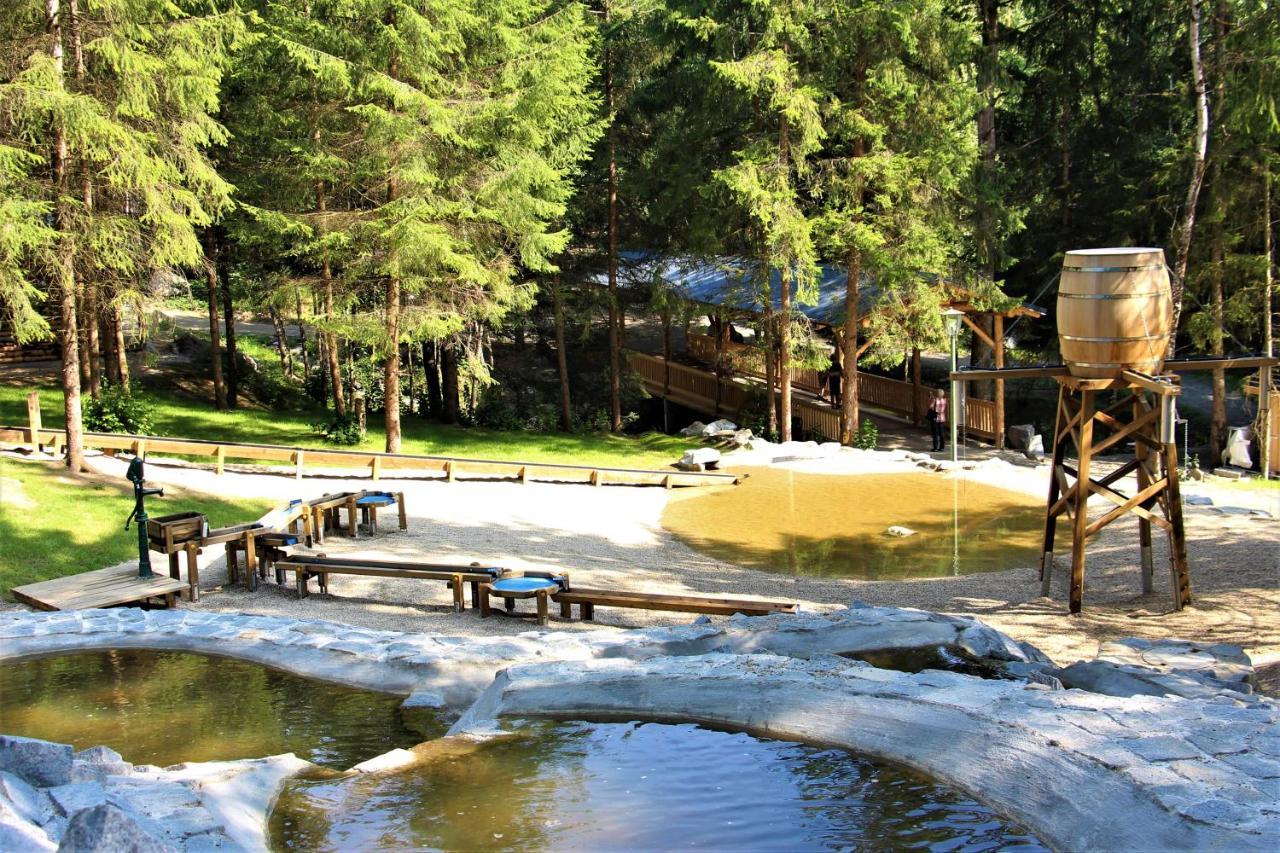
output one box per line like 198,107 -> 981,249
9,447 -> 1277,669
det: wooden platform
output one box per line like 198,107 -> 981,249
11,564 -> 188,611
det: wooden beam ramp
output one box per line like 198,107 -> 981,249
0,425 -> 739,489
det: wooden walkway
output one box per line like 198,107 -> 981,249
12,564 -> 188,611
0,420 -> 739,489
630,352 -> 999,443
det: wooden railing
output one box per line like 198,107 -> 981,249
633,352 -> 997,443
686,334 -> 825,395
1,392 -> 740,489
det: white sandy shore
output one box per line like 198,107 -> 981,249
6,444 -> 1276,670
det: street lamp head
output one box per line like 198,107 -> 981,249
942,307 -> 964,338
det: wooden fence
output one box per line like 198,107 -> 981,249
2,392 -> 739,489
632,352 -> 997,443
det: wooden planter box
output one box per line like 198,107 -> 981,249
147,512 -> 208,550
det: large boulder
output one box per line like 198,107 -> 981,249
679,447 -> 721,470
1006,423 -> 1037,451
678,421 -> 707,437
57,803 -> 173,853
701,419 -> 738,436
0,737 -> 72,789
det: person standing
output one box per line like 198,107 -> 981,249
928,387 -> 947,452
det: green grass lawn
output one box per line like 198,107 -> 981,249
0,455 -> 272,596
0,376 -> 695,470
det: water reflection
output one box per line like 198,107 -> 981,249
0,650 -> 435,768
270,720 -> 1047,851
662,468 -> 1054,579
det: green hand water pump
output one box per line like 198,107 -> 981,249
124,456 -> 164,579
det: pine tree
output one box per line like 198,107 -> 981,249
1,0 -> 242,466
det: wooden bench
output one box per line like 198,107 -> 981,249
274,556 -> 504,611
551,588 -> 798,621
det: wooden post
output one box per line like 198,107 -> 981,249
910,348 -> 922,425
1069,389 -> 1095,615
346,496 -> 358,537
214,445 -> 225,475
185,543 -> 200,602
445,460 -> 454,483
244,532 -> 257,591
1040,386 -> 1067,596
1133,396 -> 1155,593
396,492 -> 407,529
294,450 -> 304,480
26,391 -> 41,454
1163,439 -> 1193,610
371,456 -> 381,481
994,314 -> 1005,449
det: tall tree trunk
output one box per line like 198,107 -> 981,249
553,279 -> 573,431
219,249 -> 238,407
48,0 -> 83,471
295,292 -> 309,385
971,0 -> 1000,402
762,304 -> 777,438
202,230 -> 226,410
316,166 -> 345,417
70,0 -> 94,398
423,342 -> 442,419
1169,0 -> 1211,352
441,342 -> 460,425
222,271 -> 238,408
270,309 -> 293,376
840,249 -> 862,445
1262,163 -> 1274,478
777,101 -> 793,442
111,306 -> 129,391
84,285 -> 100,398
100,312 -> 119,385
604,3 -> 622,433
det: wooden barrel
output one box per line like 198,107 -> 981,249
1057,248 -> 1173,379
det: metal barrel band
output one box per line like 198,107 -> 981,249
1062,264 -> 1167,272
1067,360 -> 1164,369
1059,333 -> 1168,342
1056,290 -> 1169,300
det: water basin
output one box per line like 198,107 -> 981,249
0,649 -> 436,768
270,720 -> 1047,851
663,468 -> 1052,578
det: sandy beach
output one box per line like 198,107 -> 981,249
7,445 -> 1277,670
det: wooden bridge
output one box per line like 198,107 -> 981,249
631,350 -> 998,443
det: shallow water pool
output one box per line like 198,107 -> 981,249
0,649 -> 436,768
662,468 -> 1053,579
270,720 -> 1047,851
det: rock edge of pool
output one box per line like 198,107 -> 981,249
1,606 -> 1276,852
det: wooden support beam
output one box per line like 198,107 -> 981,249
960,314 -> 997,350
953,365 -> 1070,382
26,392 -> 41,454
214,445 -> 225,475
1121,369 -> 1182,396
994,314 -> 1005,450
294,450 -> 305,480
1163,441 -> 1193,610
1069,390 -> 1095,614
1163,355 -> 1278,372
1085,478 -> 1171,537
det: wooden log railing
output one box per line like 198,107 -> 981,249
1,401 -> 740,489
633,352 -> 997,443
686,333 -> 825,395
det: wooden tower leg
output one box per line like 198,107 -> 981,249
1069,389 -> 1095,615
1134,397 -> 1156,593
1040,386 -> 1067,596
1163,440 -> 1193,610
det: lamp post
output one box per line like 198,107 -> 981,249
942,308 -> 964,463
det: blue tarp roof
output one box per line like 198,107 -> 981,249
584,251 -> 1051,327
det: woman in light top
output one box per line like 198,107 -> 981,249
928,387 -> 947,452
